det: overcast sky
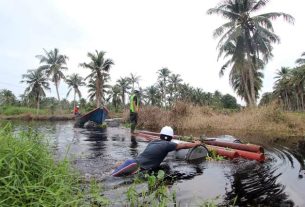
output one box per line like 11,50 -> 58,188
0,0 -> 304,104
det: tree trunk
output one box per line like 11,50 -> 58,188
122,91 -> 125,106
241,70 -> 252,107
55,79 -> 62,111
36,95 -> 40,114
248,66 -> 256,107
96,72 -> 102,108
73,90 -> 76,111
55,83 -> 61,102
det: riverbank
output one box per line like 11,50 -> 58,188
123,103 -> 305,140
0,113 -> 75,121
0,106 -> 75,121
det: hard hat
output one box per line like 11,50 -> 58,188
160,126 -> 174,137
134,86 -> 140,92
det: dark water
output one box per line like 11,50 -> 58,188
3,121 -> 305,206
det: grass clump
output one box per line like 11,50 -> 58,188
0,106 -> 49,116
0,123 -> 107,206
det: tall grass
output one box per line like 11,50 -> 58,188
0,123 -> 107,206
123,102 -> 305,139
0,105 -> 74,116
0,106 -> 49,116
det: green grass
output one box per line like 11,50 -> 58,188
0,106 -> 49,116
0,123 -> 108,206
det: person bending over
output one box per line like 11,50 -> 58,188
111,126 -> 202,176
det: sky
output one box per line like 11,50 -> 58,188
0,0 -> 304,104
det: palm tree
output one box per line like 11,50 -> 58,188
36,48 -> 68,102
144,85 -> 161,106
169,73 -> 183,102
208,0 -> 294,106
65,73 -> 86,109
0,89 -> 16,106
21,69 -> 50,113
129,73 -> 141,91
273,67 -> 292,110
296,52 -> 305,66
108,84 -> 122,111
80,50 -> 114,107
87,74 -> 111,103
157,68 -> 171,107
290,67 -> 305,110
117,77 -> 131,106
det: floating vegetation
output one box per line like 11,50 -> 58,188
207,149 -> 225,161
125,170 -> 177,207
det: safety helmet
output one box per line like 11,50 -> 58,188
134,86 -> 140,93
160,126 -> 174,137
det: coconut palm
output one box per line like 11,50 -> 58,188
169,73 -> 183,102
87,74 -> 111,103
65,73 -> 86,109
80,50 -> 114,107
21,69 -> 50,113
108,84 -> 122,111
273,67 -> 292,110
129,73 -> 141,91
0,89 -> 16,106
208,0 -> 294,106
116,77 -> 131,106
157,68 -> 171,107
36,48 -> 68,102
144,85 -> 161,106
296,52 -> 305,66
290,67 -> 305,110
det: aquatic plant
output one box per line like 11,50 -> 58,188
0,123 -> 107,206
97,123 -> 108,129
207,149 -> 225,161
126,170 -> 177,207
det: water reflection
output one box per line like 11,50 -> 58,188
223,159 -> 294,206
129,135 -> 138,158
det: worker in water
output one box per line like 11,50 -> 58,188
111,126 -> 202,176
129,87 -> 140,134
74,105 -> 80,116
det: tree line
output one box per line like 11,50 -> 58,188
0,48 -> 240,113
0,0 -> 299,112
260,52 -> 305,111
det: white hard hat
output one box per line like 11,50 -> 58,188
134,86 -> 140,92
160,126 -> 174,137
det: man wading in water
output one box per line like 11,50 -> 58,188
111,126 -> 202,176
129,87 -> 140,134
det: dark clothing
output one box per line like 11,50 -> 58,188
130,112 -> 138,133
135,140 -> 177,170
